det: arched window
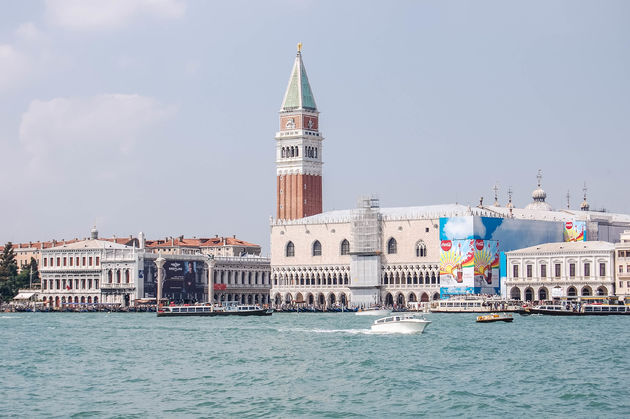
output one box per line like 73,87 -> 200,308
286,241 -> 295,257
415,241 -> 427,257
340,239 -> 350,255
312,240 -> 322,256
296,147 -> 299,157
387,238 -> 397,254
314,148 -> 317,158
281,147 -> 285,158
125,270 -> 130,283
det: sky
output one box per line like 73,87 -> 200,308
1,0 -> 629,255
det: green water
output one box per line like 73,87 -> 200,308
1,312 -> 628,418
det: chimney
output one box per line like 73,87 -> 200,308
233,234 -> 236,239
179,235 -> 184,241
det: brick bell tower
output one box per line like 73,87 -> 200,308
276,43 -> 323,220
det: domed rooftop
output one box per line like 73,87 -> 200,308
524,170 -> 553,211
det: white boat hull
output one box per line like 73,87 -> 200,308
370,318 -> 431,334
356,309 -> 391,316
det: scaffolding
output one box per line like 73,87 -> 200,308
351,196 -> 382,254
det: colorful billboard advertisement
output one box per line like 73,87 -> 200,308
439,239 -> 500,296
564,221 -> 586,242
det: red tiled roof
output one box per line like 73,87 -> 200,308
145,237 -> 259,248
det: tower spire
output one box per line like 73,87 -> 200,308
281,43 -> 317,112
275,46 -> 323,220
493,183 -> 500,207
580,182 -> 590,211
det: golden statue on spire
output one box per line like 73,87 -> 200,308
297,42 -> 302,53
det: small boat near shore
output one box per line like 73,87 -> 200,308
157,302 -> 272,317
370,314 -> 431,334
476,313 -> 513,323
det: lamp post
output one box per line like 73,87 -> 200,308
155,254 -> 166,309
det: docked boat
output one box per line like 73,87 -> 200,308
157,302 -> 273,317
370,314 -> 431,334
430,297 -> 520,313
476,313 -> 513,323
524,304 -> 630,316
356,307 -> 391,316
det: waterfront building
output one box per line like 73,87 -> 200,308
504,241 -> 615,301
268,48 -> 630,308
37,228 -> 270,307
39,232 -> 135,307
614,230 -> 630,298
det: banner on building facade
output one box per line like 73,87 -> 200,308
563,221 -> 586,242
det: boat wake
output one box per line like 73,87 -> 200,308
276,327 -> 421,335
277,327 -> 374,335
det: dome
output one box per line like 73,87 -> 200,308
580,200 -> 590,211
525,170 -> 552,211
532,187 -> 546,201
524,201 -> 553,211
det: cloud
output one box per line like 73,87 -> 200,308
15,22 -> 43,42
0,44 -> 30,91
442,217 -> 473,240
19,94 -> 176,178
45,0 -> 186,30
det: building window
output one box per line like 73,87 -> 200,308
599,263 -> 606,277
96,257 -> 100,266
286,241 -> 295,257
312,240 -> 322,256
82,257 -> 86,266
63,257 -> 67,266
584,263 -> 590,277
340,239 -> 350,255
56,257 -> 60,266
620,265 -> 624,274
387,238 -> 397,254
540,264 -> 546,278
526,265 -> 532,278
569,263 -> 576,277
555,264 -> 561,278
416,241 -> 427,257
44,258 -> 47,267
89,257 -> 93,266
513,265 -> 519,278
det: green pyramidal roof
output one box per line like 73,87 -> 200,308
281,51 -> 317,111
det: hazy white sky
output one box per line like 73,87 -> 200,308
1,0 -> 629,254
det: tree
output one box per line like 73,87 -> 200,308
0,242 -> 20,302
0,242 -> 18,280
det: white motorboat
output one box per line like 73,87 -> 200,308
370,314 -> 431,334
356,307 -> 391,316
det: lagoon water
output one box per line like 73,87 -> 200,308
1,312 -> 629,418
